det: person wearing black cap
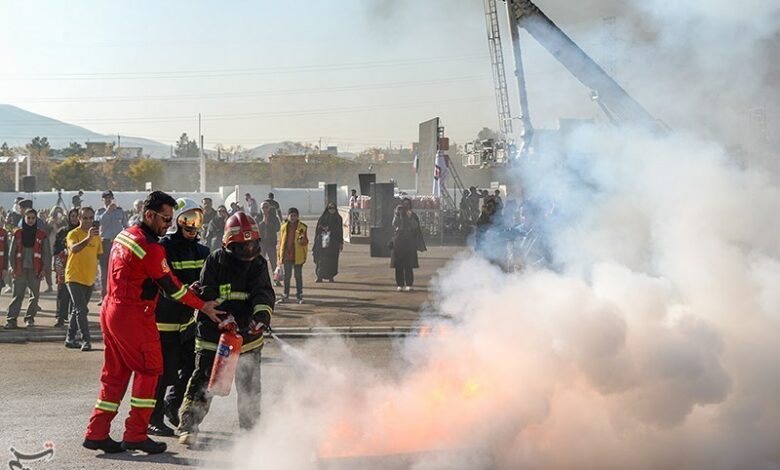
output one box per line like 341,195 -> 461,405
96,190 -> 127,302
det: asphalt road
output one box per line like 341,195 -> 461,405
0,338 -> 401,470
0,243 -> 464,343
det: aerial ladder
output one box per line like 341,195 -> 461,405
466,0 -> 663,168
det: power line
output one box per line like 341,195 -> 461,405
0,95 -> 495,126
3,75 -> 491,104
0,54 -> 490,81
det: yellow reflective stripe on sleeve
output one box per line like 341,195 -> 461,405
114,233 -> 146,259
130,397 -> 157,409
253,304 -> 273,316
195,338 -> 218,352
171,260 -> 205,270
214,292 -> 249,304
170,285 -> 188,300
95,399 -> 120,412
242,336 -> 264,353
156,322 -> 180,332
178,317 -> 196,332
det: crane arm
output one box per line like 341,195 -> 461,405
507,0 -> 660,129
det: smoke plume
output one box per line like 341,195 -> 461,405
226,1 -> 780,468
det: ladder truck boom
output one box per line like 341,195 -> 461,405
506,0 -> 661,129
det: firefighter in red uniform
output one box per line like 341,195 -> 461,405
82,191 -> 224,455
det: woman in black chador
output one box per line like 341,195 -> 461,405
312,202 -> 344,282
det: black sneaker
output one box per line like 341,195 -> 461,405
121,438 -> 167,454
147,422 -> 175,437
315,278 -> 322,283
25,320 -> 35,328
54,321 -> 65,328
65,340 -> 81,349
81,342 -> 92,352
83,437 -> 125,453
3,321 -> 18,330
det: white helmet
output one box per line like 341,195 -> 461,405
167,197 -> 204,235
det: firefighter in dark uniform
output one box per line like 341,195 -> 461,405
148,198 -> 210,436
82,191 -> 224,455
178,211 -> 274,446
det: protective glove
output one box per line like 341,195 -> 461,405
217,314 -> 237,333
249,310 -> 271,335
247,320 -> 266,336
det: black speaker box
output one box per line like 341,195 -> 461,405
22,175 -> 36,193
358,173 -> 376,196
324,183 -> 337,206
370,226 -> 392,258
370,182 -> 395,229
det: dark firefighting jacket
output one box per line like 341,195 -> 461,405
155,232 -> 210,337
194,248 -> 274,355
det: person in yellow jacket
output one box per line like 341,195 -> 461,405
277,207 -> 308,304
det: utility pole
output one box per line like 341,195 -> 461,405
199,113 -> 206,193
14,154 -> 20,191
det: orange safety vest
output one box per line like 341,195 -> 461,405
14,229 -> 47,276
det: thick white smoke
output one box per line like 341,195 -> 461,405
225,0 -> 779,468
229,125 -> 779,469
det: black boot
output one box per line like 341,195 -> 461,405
164,406 -> 180,428
147,422 -> 175,437
83,437 -> 125,453
121,438 -> 167,454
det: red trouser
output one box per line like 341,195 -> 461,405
85,300 -> 163,443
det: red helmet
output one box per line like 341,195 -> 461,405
223,212 -> 261,260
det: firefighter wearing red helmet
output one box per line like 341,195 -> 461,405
178,211 -> 275,446
83,191 -> 224,455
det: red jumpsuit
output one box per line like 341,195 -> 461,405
85,223 -> 205,443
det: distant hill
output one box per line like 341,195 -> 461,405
0,104 -> 170,157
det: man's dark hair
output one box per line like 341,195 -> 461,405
143,191 -> 177,213
268,192 -> 274,199
245,193 -> 251,198
79,206 -> 95,216
202,197 -> 212,203
287,207 -> 299,216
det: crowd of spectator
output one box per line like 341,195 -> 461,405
0,187 -> 435,339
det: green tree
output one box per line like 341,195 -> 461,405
26,136 -> 51,160
50,156 -> 93,190
174,133 -> 199,159
1,142 -> 11,156
128,158 -> 164,189
61,141 -> 86,158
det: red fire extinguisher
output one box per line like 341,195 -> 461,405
208,318 -> 243,396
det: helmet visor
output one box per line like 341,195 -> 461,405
177,209 -> 204,229
227,239 -> 261,261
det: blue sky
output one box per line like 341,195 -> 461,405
0,0 -> 625,151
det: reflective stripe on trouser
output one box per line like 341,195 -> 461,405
85,303 -> 162,443
178,347 -> 262,434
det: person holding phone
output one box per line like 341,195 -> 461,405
63,207 -> 103,351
